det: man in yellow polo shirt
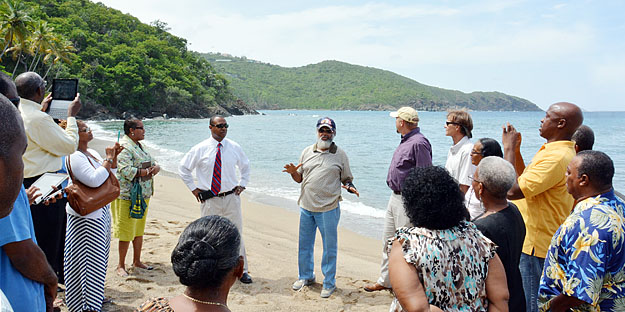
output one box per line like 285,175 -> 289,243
501,102 -> 583,312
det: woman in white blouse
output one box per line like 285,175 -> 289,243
466,138 -> 503,220
64,120 -> 122,312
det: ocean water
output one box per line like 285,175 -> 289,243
91,110 -> 625,239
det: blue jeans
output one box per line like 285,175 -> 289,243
298,206 -> 340,289
520,253 -> 545,312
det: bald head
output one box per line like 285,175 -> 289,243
552,102 -> 583,135
540,102 -> 583,142
15,71 -> 45,102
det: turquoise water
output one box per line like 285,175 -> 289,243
91,110 -> 625,238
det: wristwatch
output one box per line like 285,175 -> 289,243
104,158 -> 114,164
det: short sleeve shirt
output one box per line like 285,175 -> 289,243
0,187 -> 45,312
388,221 -> 497,311
445,136 -> 474,187
538,191 -> 625,311
297,143 -> 353,213
515,140 -> 575,258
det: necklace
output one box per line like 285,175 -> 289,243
182,293 -> 228,309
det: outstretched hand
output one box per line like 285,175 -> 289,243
342,185 -> 360,197
283,163 -> 302,174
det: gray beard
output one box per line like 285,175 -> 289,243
317,137 -> 333,150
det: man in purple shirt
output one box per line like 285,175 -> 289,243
364,107 -> 432,292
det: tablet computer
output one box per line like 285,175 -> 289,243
31,173 -> 69,205
47,78 -> 78,119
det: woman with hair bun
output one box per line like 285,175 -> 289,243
136,215 -> 243,312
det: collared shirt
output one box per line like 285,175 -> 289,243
297,142 -> 353,213
538,190 -> 625,311
0,187 -> 45,312
445,135 -> 474,187
116,135 -> 155,200
515,140 -> 575,258
18,98 -> 78,178
179,137 -> 250,193
386,127 -> 432,192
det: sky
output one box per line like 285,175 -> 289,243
96,0 -> 625,111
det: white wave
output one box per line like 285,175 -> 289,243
340,199 -> 385,219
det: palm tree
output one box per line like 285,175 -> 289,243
0,0 -> 33,61
42,38 -> 74,80
29,20 -> 56,71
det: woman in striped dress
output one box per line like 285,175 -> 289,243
64,121 -> 123,312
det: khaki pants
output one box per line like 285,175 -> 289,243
200,194 -> 248,272
377,192 -> 412,287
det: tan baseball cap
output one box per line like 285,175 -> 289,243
390,107 -> 419,123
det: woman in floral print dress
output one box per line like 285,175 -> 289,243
388,166 -> 510,311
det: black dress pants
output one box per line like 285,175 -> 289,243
23,176 -> 67,284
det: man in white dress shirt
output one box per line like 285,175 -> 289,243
444,109 -> 475,195
178,115 -> 252,283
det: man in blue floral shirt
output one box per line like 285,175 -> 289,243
539,150 -> 625,311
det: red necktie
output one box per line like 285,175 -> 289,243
211,143 -> 222,195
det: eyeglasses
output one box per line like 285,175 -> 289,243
9,97 -> 20,106
133,126 -> 144,131
211,123 -> 229,129
79,127 -> 91,133
318,128 -> 333,134
446,121 -> 458,126
469,176 -> 483,184
40,80 -> 47,88
470,149 -> 482,155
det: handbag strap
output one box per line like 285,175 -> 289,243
79,150 -> 99,169
66,155 -> 77,182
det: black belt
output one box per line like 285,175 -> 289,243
393,191 -> 401,195
215,189 -> 235,197
199,188 -> 235,200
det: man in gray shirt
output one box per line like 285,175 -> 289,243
283,117 -> 358,298
365,107 -> 432,292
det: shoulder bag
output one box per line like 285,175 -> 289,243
65,153 -> 121,216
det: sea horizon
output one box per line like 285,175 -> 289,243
91,109 -> 625,239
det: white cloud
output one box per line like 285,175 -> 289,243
94,0 -> 623,111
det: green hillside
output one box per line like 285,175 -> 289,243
0,0 -> 255,118
204,53 -> 541,111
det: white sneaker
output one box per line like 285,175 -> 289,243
320,286 -> 336,298
292,277 -> 315,290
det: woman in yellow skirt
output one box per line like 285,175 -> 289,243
112,118 -> 160,277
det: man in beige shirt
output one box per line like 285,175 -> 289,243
16,71 -> 81,284
283,117 -> 358,298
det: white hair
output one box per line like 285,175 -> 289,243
477,156 -> 516,199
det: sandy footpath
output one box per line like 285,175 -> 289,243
59,138 -> 394,311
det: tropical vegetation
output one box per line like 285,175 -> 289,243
205,53 -> 541,111
0,0 -> 254,118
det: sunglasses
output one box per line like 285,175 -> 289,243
79,127 -> 91,133
446,121 -> 459,126
134,126 -> 144,130
318,128 -> 333,134
211,123 -> 229,129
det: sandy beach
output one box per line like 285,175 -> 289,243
60,139 -> 394,311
